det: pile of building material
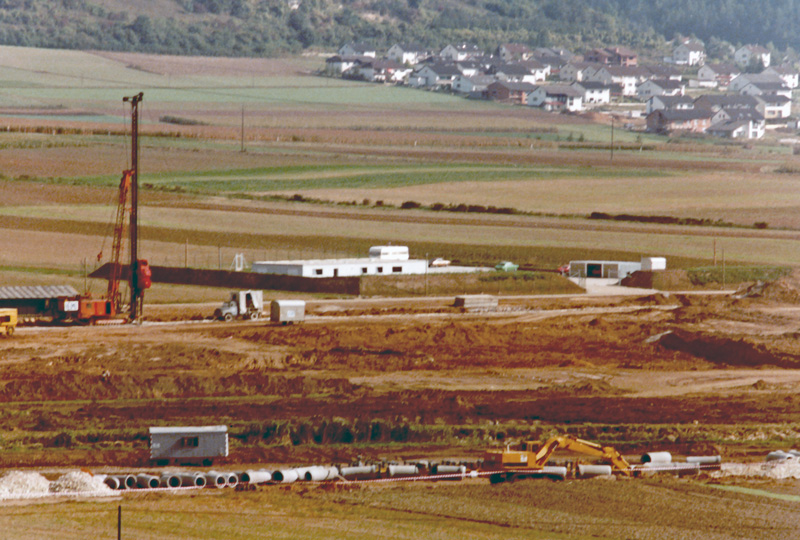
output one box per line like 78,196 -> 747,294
454,295 -> 498,311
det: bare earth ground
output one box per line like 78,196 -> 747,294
2,278 -> 800,538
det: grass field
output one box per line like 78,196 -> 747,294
0,46 -> 798,298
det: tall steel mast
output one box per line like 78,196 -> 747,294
123,92 -> 144,321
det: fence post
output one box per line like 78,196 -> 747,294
118,505 -> 122,540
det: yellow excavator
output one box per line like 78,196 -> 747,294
482,434 -> 632,483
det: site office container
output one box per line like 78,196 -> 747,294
149,425 -> 229,466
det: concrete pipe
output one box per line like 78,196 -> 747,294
641,451 -> 672,464
271,469 -> 300,484
116,474 -> 136,489
136,474 -> 160,489
388,465 -> 419,477
160,474 -> 182,488
685,455 -> 722,465
100,475 -> 120,490
788,450 -> 800,458
304,466 -> 339,482
433,465 -> 467,476
204,471 -> 228,488
239,470 -> 272,484
539,466 -> 568,480
179,474 -> 206,487
226,473 -> 238,488
339,465 -> 377,478
577,464 -> 612,478
766,450 -> 793,462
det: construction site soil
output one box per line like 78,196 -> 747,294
2,277 -> 800,538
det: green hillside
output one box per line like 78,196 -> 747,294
0,0 -> 794,57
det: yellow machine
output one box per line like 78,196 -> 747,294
0,308 -> 17,336
483,434 -> 632,483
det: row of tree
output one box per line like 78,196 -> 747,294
0,0 -> 795,57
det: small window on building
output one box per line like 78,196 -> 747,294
362,267 -> 368,274
392,266 -> 402,273
315,269 -> 323,276
180,436 -> 199,448
377,267 -> 383,273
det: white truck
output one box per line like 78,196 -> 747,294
214,290 -> 264,321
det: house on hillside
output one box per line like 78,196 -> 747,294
559,61 -> 600,82
589,66 -> 648,96
696,63 -> 740,89
490,62 -> 547,84
387,43 -> 430,65
354,59 -> 410,83
734,45 -> 771,69
527,84 -> 584,112
672,42 -> 705,66
452,74 -> 497,95
646,108 -> 713,134
754,94 -> 792,119
486,81 -> 536,104
440,43 -> 483,62
496,43 -> 533,62
338,43 -> 376,58
646,95 -> 694,115
763,65 -> 799,89
586,46 -> 637,66
739,80 -> 792,99
636,79 -> 685,99
408,63 -> 463,88
709,109 -> 765,139
571,81 -> 611,105
693,94 -> 761,113
729,72 -> 784,93
324,55 -> 370,76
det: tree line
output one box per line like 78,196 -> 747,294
0,0 -> 794,57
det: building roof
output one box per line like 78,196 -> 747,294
494,63 -> 536,76
653,95 -> 694,107
756,94 -> 792,105
643,79 -> 684,90
742,44 -> 770,54
676,42 -> 705,52
766,64 -> 798,76
745,81 -> 790,92
646,64 -> 682,78
418,62 -> 463,76
391,43 -> 428,53
573,81 -> 611,90
0,285 -> 79,300
704,63 -> 740,75
604,66 -> 649,77
722,108 -> 764,121
150,425 -> 228,434
694,95 -> 760,110
538,84 -> 583,97
652,109 -> 713,121
490,81 -> 538,92
708,120 -> 749,133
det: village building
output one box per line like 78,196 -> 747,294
645,95 -> 694,115
671,42 -> 705,66
763,65 -> 799,89
452,74 -> 497,95
486,81 -> 536,104
440,43 -> 483,62
646,108 -> 713,134
407,62 -> 463,88
696,63 -> 740,89
496,43 -> 533,62
636,79 -> 685,99
338,43 -> 376,58
386,43 -> 430,65
571,81 -> 611,105
585,46 -> 638,66
527,84 -> 584,112
734,44 -> 771,69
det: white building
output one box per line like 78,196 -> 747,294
672,42 -> 705,66
734,45 -> 771,69
252,246 -> 428,278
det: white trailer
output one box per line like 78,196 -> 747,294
271,300 -> 305,324
149,425 -> 228,466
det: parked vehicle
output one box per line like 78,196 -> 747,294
0,308 -> 17,336
270,300 -> 305,324
214,291 -> 263,321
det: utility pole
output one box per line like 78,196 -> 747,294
610,116 -> 614,161
241,105 -> 245,153
123,92 -> 144,322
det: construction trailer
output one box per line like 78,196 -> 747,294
270,299 -> 306,324
149,425 -> 228,466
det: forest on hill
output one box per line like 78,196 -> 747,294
0,0 -> 795,58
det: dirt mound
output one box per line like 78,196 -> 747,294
733,271 -> 800,303
622,270 -> 697,290
657,329 -> 799,368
